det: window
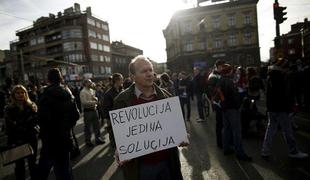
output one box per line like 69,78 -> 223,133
91,54 -> 99,61
100,66 -> 105,74
30,38 -> 37,46
182,20 -> 192,34
103,45 -> 110,52
214,38 -> 222,48
98,44 -> 103,51
90,42 -> 97,49
289,49 -> 295,55
244,14 -> 251,25
87,18 -> 95,26
228,15 -> 236,27
93,66 -> 100,74
37,36 -> 44,44
182,39 -> 193,52
65,53 -> 84,62
288,38 -> 294,44
213,16 -> 220,29
105,56 -> 111,62
97,33 -> 102,39
246,54 -> 254,64
102,24 -> 109,31
100,55 -> 104,61
228,33 -> 237,46
95,21 -> 101,28
244,32 -> 252,44
88,30 -> 97,38
63,42 -> 83,52
102,34 -> 109,41
105,66 -> 111,74
62,29 -> 82,39
198,40 -> 206,50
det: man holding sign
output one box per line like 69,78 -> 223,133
111,55 -> 188,180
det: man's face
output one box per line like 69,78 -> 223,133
132,60 -> 154,88
216,65 -> 223,72
193,68 -> 200,76
115,77 -> 124,88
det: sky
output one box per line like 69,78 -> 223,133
0,0 -> 309,63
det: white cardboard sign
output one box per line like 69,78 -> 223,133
109,96 -> 188,162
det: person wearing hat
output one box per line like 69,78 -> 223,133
80,79 -> 105,147
218,64 -> 252,161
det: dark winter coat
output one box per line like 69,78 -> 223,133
4,103 -> 38,145
38,84 -> 80,154
218,75 -> 241,110
266,66 -> 292,112
192,73 -> 206,95
113,84 -> 183,180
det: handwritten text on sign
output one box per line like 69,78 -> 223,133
109,96 -> 188,161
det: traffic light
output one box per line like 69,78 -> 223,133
273,3 -> 287,24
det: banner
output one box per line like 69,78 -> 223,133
109,96 -> 188,162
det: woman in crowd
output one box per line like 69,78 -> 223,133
160,73 -> 176,95
4,85 -> 39,180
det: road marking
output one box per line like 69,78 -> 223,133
297,167 -> 310,178
297,131 -> 310,139
100,160 -> 118,180
235,159 -> 250,180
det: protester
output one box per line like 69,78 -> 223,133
80,79 -> 105,147
103,73 -> 124,149
4,85 -> 39,180
218,64 -> 252,161
113,55 -> 185,180
234,66 -> 247,101
207,60 -> 225,148
261,59 -> 308,159
95,83 -> 105,126
37,68 -> 80,180
178,71 -> 192,122
193,67 -> 207,122
160,73 -> 176,96
28,84 -> 38,104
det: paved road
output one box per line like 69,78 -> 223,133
1,98 -> 310,180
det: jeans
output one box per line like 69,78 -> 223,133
214,105 -> 223,148
195,93 -> 205,119
139,160 -> 171,180
83,110 -> 101,143
180,97 -> 191,120
222,109 -> 245,157
37,147 -> 73,180
14,140 -> 38,180
261,112 -> 297,155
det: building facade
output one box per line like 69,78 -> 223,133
9,3 -> 111,83
111,41 -> 143,77
276,18 -> 310,64
163,0 -> 260,72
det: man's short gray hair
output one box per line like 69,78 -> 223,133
128,55 -> 153,75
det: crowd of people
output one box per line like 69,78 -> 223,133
0,55 -> 309,180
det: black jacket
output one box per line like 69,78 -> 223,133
266,66 -> 292,112
38,84 -> 80,152
218,75 -> 241,110
4,104 -> 38,145
103,86 -> 122,119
